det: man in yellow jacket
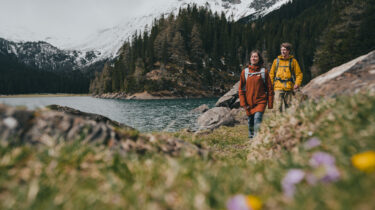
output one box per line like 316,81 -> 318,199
269,43 -> 303,112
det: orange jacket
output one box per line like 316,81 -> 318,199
239,65 -> 274,116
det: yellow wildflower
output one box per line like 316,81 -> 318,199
351,151 -> 375,172
246,195 -> 262,210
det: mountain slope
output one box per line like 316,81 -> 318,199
0,52 -> 90,94
0,0 -> 290,63
0,38 -> 101,71
90,0 -> 375,97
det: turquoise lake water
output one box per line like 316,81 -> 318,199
0,96 -> 217,132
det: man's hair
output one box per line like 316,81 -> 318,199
250,50 -> 264,66
280,42 -> 293,52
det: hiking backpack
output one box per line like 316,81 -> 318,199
244,67 -> 267,93
274,58 -> 295,83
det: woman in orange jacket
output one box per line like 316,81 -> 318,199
239,50 -> 274,139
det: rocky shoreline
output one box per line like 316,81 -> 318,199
93,90 -> 220,100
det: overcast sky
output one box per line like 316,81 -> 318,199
0,0 -> 172,41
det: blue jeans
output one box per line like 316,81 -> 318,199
248,112 -> 263,138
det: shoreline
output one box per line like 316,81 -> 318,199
93,91 -> 222,100
0,92 -> 222,100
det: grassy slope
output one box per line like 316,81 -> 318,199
0,93 -> 374,210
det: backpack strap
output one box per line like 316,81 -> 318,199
289,58 -> 295,83
244,67 -> 267,93
274,58 -> 280,82
245,68 -> 250,82
274,57 -> 296,84
242,68 -> 249,92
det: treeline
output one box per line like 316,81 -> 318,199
90,5 -> 248,94
0,54 -> 89,94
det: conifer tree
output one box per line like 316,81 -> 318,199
190,24 -> 204,65
170,32 -> 187,67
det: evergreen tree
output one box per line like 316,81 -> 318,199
190,24 -> 204,65
170,32 -> 187,67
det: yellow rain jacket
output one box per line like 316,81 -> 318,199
269,55 -> 303,91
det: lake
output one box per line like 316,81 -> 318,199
0,96 -> 217,132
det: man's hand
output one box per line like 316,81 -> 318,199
294,84 -> 300,90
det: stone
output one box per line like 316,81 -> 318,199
230,108 -> 247,125
191,104 -> 209,113
197,107 -> 235,130
302,50 -> 375,99
0,104 -> 205,157
215,81 -> 239,108
47,104 -> 133,130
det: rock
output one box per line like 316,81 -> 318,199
46,104 -> 134,130
230,108 -> 248,124
302,50 -> 375,99
0,104 -> 205,157
197,107 -> 235,130
93,92 -> 128,99
215,81 -> 239,108
191,104 -> 209,113
196,81 -> 245,131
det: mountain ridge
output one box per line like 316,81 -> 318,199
0,0 -> 290,63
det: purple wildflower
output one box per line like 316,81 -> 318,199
226,195 -> 250,210
321,164 -> 340,182
281,169 -> 305,197
309,152 -> 336,168
308,152 -> 340,184
303,137 -> 321,150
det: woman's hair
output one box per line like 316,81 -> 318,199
250,50 -> 264,66
280,42 -> 293,52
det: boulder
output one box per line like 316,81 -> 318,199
191,104 -> 209,113
0,104 -> 205,157
230,108 -> 248,125
47,104 -> 133,130
215,81 -> 240,108
197,107 -> 235,130
302,50 -> 375,99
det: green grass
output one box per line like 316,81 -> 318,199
0,93 -> 375,209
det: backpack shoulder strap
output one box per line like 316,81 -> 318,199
245,68 -> 249,82
289,58 -> 295,83
274,58 -> 280,80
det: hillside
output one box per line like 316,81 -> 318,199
91,0 -> 375,98
0,53 -> 90,94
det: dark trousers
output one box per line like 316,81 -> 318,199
248,112 -> 263,138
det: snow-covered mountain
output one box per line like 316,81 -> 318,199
0,38 -> 101,71
63,0 -> 291,60
0,0 -> 290,69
